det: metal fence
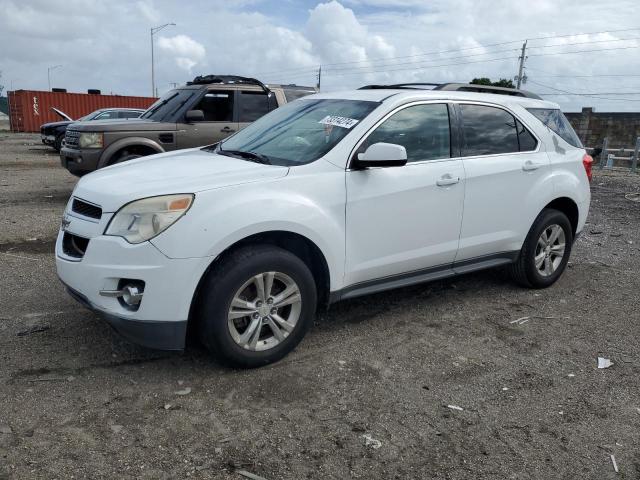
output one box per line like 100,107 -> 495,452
586,137 -> 640,173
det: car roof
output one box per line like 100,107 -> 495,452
309,89 -> 559,109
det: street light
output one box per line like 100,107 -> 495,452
150,23 -> 176,97
47,65 -> 62,91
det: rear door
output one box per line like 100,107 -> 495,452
455,103 -> 551,262
177,89 -> 238,148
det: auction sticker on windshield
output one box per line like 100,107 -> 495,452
319,115 -> 359,129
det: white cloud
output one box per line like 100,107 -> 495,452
157,34 -> 206,72
1,0 -> 639,110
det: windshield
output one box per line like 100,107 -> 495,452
140,89 -> 195,122
217,99 -> 379,166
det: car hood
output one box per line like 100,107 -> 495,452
73,148 -> 289,212
41,120 -> 71,130
70,119 -> 175,132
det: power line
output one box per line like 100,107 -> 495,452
257,27 -> 640,77
528,79 -> 640,102
528,44 -> 640,57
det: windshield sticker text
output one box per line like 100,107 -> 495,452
318,115 -> 359,129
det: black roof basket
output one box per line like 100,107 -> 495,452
359,82 -> 541,99
359,83 -> 441,90
188,75 -> 272,94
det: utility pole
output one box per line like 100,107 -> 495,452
516,40 -> 527,89
150,23 -> 176,97
316,65 -> 322,91
47,65 -> 62,91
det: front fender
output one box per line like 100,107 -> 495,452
150,174 -> 346,291
98,137 -> 165,168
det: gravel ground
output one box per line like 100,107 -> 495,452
1,133 -> 639,479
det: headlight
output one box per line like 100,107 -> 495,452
78,132 -> 104,148
105,194 -> 194,244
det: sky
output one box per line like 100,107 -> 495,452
1,0 -> 639,112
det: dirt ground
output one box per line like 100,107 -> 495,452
1,132 -> 639,479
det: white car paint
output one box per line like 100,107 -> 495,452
56,88 -> 591,346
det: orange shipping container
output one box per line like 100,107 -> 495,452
7,90 -> 157,133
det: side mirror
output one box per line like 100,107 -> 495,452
185,110 -> 205,123
353,142 -> 407,168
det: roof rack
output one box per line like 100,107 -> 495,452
359,83 -> 441,90
434,83 -> 542,99
187,75 -> 271,94
358,82 -> 541,99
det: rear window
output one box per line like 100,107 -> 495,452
283,88 -> 316,102
526,108 -> 582,148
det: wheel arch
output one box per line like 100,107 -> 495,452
543,197 -> 579,236
187,230 -> 332,333
98,137 -> 165,168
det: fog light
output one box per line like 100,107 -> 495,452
121,285 -> 143,306
99,280 -> 145,311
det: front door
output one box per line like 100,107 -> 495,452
345,103 -> 465,286
177,89 -> 238,148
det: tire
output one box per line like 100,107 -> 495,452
113,153 -> 142,164
509,208 -> 573,288
196,245 -> 317,368
54,133 -> 64,152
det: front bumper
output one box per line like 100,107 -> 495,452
56,223 -> 210,351
41,134 -> 55,145
60,146 -> 102,175
61,282 -> 188,350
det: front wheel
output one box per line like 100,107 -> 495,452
509,209 -> 573,288
196,246 -> 317,368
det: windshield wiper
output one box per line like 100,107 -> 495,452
218,148 -> 272,165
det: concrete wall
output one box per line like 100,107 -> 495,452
565,107 -> 640,149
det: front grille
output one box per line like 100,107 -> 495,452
62,232 -> 90,259
65,129 -> 80,148
72,198 -> 102,219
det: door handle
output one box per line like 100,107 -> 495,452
436,174 -> 460,187
220,127 -> 236,133
522,160 -> 543,171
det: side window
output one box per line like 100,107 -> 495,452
239,91 -> 270,122
461,104 -> 519,156
526,108 -> 583,148
194,90 -> 235,122
94,111 -> 119,120
119,111 -> 141,119
363,103 -> 451,163
516,119 -> 537,152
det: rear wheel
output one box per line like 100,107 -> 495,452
196,245 -> 317,368
509,209 -> 573,288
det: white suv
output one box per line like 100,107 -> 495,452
56,83 -> 592,367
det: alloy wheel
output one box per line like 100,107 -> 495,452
534,224 -> 566,277
227,272 -> 302,351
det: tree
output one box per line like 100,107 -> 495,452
0,71 -> 4,97
470,77 -> 515,88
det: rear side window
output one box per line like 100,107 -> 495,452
283,88 -> 316,102
239,91 -> 270,122
119,111 -> 142,119
526,108 -> 582,148
363,103 -> 451,163
460,104 -> 519,156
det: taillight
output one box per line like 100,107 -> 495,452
582,153 -> 593,182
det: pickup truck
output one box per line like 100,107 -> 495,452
60,75 -> 316,176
